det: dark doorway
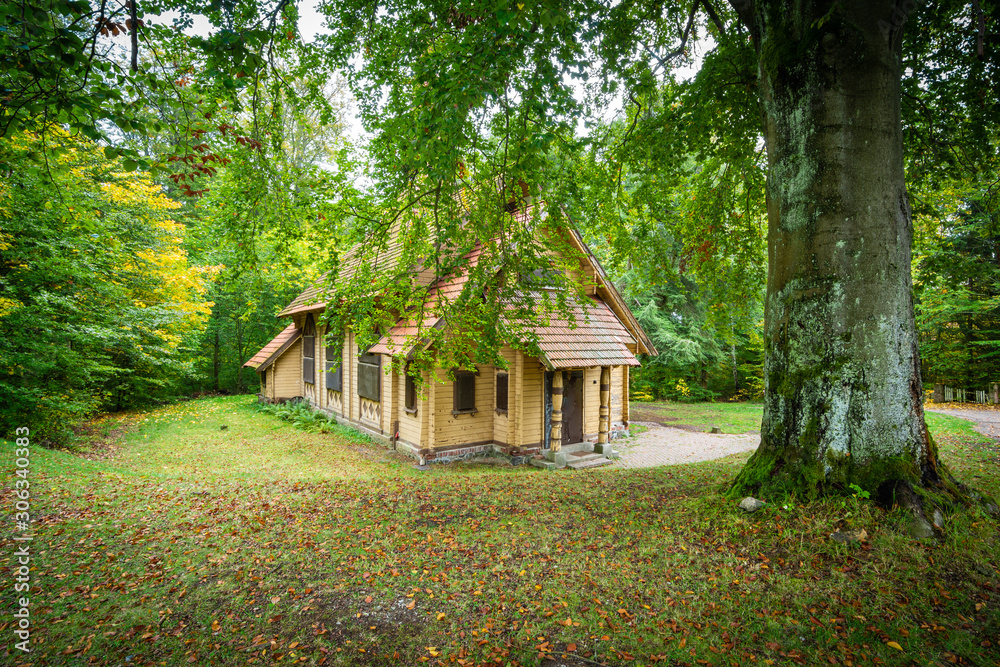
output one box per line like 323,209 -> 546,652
545,370 -> 584,448
562,371 -> 584,445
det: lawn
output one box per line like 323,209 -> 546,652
629,401 -> 764,434
2,396 -> 998,667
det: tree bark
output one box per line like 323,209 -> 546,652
727,1 -> 984,512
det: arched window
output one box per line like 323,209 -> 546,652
302,315 -> 316,384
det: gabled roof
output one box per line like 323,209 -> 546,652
565,228 -> 656,356
277,204 -> 656,364
530,294 -> 640,368
278,219 -> 416,317
243,324 -> 301,371
367,246 -> 483,356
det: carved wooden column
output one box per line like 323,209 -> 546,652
598,366 -> 610,444
550,370 -> 563,452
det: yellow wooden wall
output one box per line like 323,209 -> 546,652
273,339 -> 302,400
583,367 -> 601,435
279,313 -> 632,449
397,368 -> 425,445
430,367 -> 495,448
492,361 -> 510,445
520,357 -> 544,447
610,364 -> 624,422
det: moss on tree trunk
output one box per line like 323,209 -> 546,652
726,0 -> 995,523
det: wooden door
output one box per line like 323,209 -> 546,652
562,371 -> 584,445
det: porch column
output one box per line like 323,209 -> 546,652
598,366 -> 610,444
550,370 -> 563,452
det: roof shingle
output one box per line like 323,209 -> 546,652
243,324 -> 300,370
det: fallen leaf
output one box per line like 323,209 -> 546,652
887,641 -> 903,651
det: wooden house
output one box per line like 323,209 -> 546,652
244,323 -> 302,402
244,218 -> 656,468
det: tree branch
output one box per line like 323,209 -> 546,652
701,0 -> 727,36
971,0 -> 985,58
663,0 -> 700,61
130,0 -> 138,71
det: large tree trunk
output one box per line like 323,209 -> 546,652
728,1 -> 981,513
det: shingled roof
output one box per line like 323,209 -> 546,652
278,219 -> 416,317
276,203 -> 656,364
243,324 -> 300,371
529,294 -> 639,368
368,246 -> 484,356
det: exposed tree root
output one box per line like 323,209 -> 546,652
729,445 -> 998,537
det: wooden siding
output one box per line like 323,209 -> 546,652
492,347 -> 515,445
622,365 -> 630,423
584,367 -> 601,434
381,357 -> 392,434
521,358 -> 544,446
273,339 -> 302,400
610,363 -> 624,422
397,368 -> 425,445
431,367 -> 495,449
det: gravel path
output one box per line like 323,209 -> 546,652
613,421 -> 759,469
926,406 -> 1000,441
612,406 -> 1000,470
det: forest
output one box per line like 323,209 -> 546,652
1,0 -> 997,447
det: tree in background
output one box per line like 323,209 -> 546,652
913,181 -> 1000,390
181,69 -> 360,395
0,131 -> 213,442
571,48 -> 767,404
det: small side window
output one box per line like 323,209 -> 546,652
452,369 -> 477,415
404,368 -> 417,413
325,330 -> 342,391
358,346 -> 381,402
495,372 -> 508,413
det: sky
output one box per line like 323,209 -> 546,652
166,3 -> 707,149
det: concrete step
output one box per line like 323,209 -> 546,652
567,457 -> 615,470
529,458 -> 558,470
561,441 -> 595,455
567,452 -> 606,464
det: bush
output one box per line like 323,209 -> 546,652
255,400 -> 338,433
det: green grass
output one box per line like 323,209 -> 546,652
630,400 -> 765,433
925,410 -> 994,443
2,395 -> 998,667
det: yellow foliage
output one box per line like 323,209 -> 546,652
0,297 -> 23,318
